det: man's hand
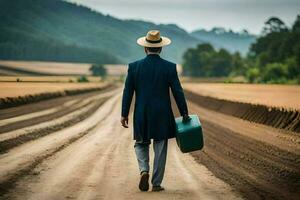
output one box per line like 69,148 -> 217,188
182,114 -> 191,124
121,116 -> 129,128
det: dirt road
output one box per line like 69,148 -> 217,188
0,88 -> 299,200
0,89 -> 242,200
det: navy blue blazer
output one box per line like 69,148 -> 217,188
121,54 -> 188,143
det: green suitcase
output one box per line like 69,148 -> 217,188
175,114 -> 204,153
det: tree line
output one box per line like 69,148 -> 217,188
182,16 -> 300,84
0,0 -> 200,64
0,26 -> 119,64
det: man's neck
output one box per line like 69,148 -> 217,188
147,52 -> 160,55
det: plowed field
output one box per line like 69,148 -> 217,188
0,83 -> 299,200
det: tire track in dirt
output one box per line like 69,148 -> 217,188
0,92 -> 121,197
187,100 -> 300,200
0,97 -> 108,153
0,89 -> 120,153
1,94 -> 242,200
0,99 -> 78,127
0,85 -> 117,131
0,97 -> 95,133
0,85 -> 116,120
0,125 -> 97,196
23,107 -> 124,200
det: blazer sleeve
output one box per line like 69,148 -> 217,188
121,63 -> 135,117
169,64 -> 189,116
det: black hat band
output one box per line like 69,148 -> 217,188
146,38 -> 162,43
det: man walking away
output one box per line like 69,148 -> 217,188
121,30 -> 190,192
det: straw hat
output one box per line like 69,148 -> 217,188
137,30 -> 171,47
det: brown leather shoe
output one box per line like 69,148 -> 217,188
152,186 -> 165,192
139,171 -> 149,191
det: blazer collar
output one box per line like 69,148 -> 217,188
146,54 -> 160,58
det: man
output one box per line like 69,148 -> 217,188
121,30 -> 190,192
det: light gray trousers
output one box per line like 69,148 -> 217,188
134,140 -> 168,187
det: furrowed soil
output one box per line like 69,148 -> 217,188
183,83 -> 300,110
0,84 -> 299,200
183,83 -> 300,133
186,101 -> 300,200
0,87 -> 242,200
0,82 -> 109,98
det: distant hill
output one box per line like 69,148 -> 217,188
0,0 -> 255,64
191,28 -> 256,55
0,0 -> 199,64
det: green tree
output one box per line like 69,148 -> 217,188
210,48 -> 232,77
262,17 -> 288,34
231,52 -> 247,76
77,76 -> 89,82
262,63 -> 289,83
182,43 -> 215,77
246,67 -> 260,83
286,57 -> 300,79
182,44 -> 233,77
90,64 -> 107,77
292,15 -> 300,32
246,16 -> 300,84
182,16 -> 300,84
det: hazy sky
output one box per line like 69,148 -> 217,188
68,0 -> 300,34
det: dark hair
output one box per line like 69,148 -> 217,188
145,47 -> 162,53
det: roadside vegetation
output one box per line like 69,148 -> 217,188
183,16 -> 300,84
90,64 -> 107,77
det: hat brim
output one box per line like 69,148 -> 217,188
137,36 -> 171,47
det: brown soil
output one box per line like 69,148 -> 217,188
0,88 -> 299,200
0,61 -> 127,76
0,61 -> 92,75
0,86 -> 115,133
185,90 -> 300,133
183,83 -> 300,110
0,91 -> 241,200
0,85 -> 114,120
0,97 -> 109,153
0,83 -> 114,109
186,100 -> 300,200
